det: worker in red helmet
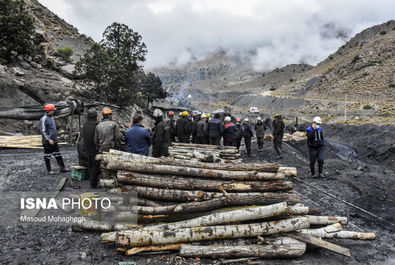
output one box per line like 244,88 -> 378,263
167,111 -> 176,143
40,104 -> 68,175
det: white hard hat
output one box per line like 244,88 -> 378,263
224,116 -> 231,122
257,117 -> 262,121
313,116 -> 322,124
243,118 -> 249,122
201,113 -> 206,119
153,109 -> 163,117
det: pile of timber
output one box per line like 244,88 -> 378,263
264,131 -> 307,142
169,142 -> 242,163
73,149 -> 375,261
0,134 -> 67,149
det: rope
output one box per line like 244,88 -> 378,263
293,177 -> 395,228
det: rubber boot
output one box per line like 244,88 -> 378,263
56,156 -> 69,172
44,157 -> 55,175
318,161 -> 324,178
275,147 -> 282,159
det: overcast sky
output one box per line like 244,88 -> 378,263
38,0 -> 394,71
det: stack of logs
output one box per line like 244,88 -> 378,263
169,143 -> 242,163
72,149 -> 375,260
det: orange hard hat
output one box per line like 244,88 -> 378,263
44,104 -> 56,111
102,107 -> 112,115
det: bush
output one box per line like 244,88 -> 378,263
389,83 -> 395,88
363,104 -> 373,110
351,55 -> 360,63
56,46 -> 73,62
379,31 -> 387,35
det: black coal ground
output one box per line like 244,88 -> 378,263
0,124 -> 394,265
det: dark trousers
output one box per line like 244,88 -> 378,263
209,135 -> 221,146
235,138 -> 242,151
43,142 -> 65,172
196,136 -> 208,145
257,137 -> 264,149
244,137 -> 252,156
179,137 -> 190,143
87,152 -> 100,188
309,147 -> 324,175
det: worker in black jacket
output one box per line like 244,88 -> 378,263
272,114 -> 285,159
235,118 -> 243,151
176,111 -> 191,143
196,114 -> 208,144
152,109 -> 170,157
81,108 -> 100,187
207,113 -> 223,145
307,116 -> 324,177
243,118 -> 254,157
254,117 -> 266,152
223,116 -> 236,146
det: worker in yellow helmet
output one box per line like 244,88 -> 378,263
176,110 -> 191,143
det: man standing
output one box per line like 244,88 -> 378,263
272,114 -> 285,159
191,112 -> 200,144
176,111 -> 191,143
196,114 -> 208,144
125,115 -> 151,156
235,118 -> 243,151
94,107 -> 121,154
254,117 -> 266,152
307,117 -> 324,177
81,108 -> 99,187
40,104 -> 68,174
152,109 -> 170,157
223,116 -> 236,146
207,113 -> 223,145
167,111 -> 176,143
243,118 -> 254,157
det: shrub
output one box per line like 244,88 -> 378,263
379,31 -> 387,35
363,104 -> 373,110
351,55 -> 360,63
56,46 -> 73,62
389,83 -> 395,88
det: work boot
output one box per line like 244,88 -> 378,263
56,156 -> 69,172
48,171 -> 55,175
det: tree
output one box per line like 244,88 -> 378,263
76,22 -> 147,105
0,0 -> 35,63
141,72 -> 168,107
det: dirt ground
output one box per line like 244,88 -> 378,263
0,123 -> 394,265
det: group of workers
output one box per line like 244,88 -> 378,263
40,104 -> 325,188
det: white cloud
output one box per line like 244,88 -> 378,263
38,0 -> 395,70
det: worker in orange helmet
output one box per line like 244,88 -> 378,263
167,111 -> 176,142
40,104 -> 68,175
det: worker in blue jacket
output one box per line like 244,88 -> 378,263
125,115 -> 151,156
307,117 -> 324,177
40,104 -> 68,174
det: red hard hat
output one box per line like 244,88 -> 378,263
236,118 -> 241,122
168,111 -> 174,115
44,104 -> 56,111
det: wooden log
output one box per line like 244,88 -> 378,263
288,233 -> 352,257
306,215 -> 348,225
104,150 -> 281,172
126,244 -> 182,256
143,202 -> 289,231
72,220 -> 138,232
193,151 -> 214,162
300,228 -> 376,240
104,160 -> 284,180
172,142 -> 237,150
278,167 -> 297,177
117,172 -> 291,192
116,217 -> 310,247
179,238 -> 306,258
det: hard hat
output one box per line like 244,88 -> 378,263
236,118 -> 241,122
44,104 -> 56,111
313,116 -> 322,124
257,117 -> 262,121
201,113 -> 207,119
153,109 -> 163,117
87,108 -> 97,117
206,113 -> 210,118
182,111 -> 189,116
102,107 -> 112,115
274,114 -> 281,118
244,118 -> 249,122
224,116 -> 231,122
168,111 -> 174,116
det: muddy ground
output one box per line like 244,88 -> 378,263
0,123 -> 394,265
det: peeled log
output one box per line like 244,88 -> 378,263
117,172 -> 291,192
172,142 -> 237,150
104,150 -> 281,172
143,202 -> 289,231
126,244 -> 181,256
300,229 -> 376,240
105,160 -> 284,180
180,240 -> 306,258
306,215 -> 348,225
116,217 -> 309,247
193,150 -> 214,162
72,220 -> 138,232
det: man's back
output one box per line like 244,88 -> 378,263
125,124 -> 151,155
95,119 -> 120,153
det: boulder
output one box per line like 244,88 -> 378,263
10,67 -> 24,76
60,64 -> 76,78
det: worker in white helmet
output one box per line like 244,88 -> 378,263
223,116 -> 236,146
243,117 -> 254,157
307,116 -> 324,177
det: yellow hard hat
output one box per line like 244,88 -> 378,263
102,107 -> 113,115
182,111 -> 189,116
206,113 -> 210,118
274,114 -> 281,118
